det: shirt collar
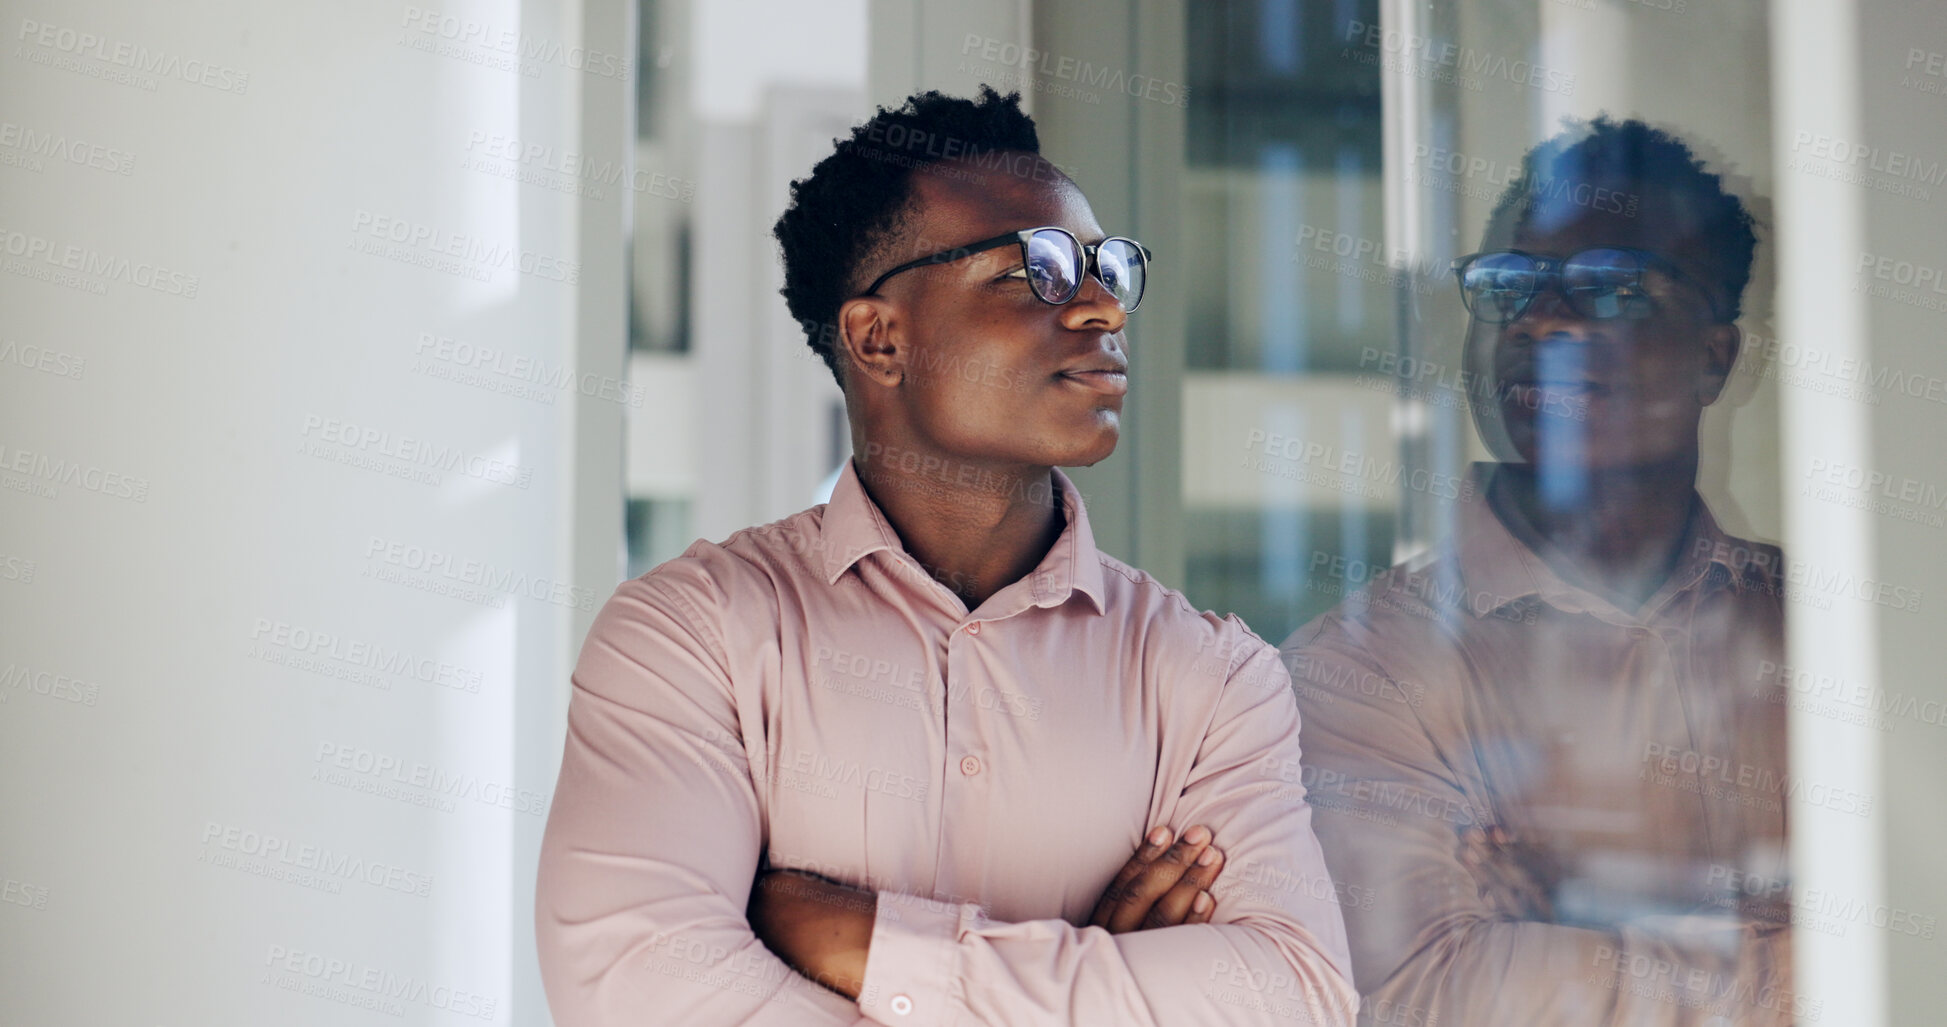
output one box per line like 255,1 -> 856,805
818,459 -> 1107,616
1452,462 -> 1758,622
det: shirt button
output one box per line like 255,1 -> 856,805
960,755 -> 982,776
890,994 -> 914,1016
966,622 -> 981,635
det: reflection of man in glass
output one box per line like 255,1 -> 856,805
537,88 -> 1357,1025
1284,118 -> 1803,1024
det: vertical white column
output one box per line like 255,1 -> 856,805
1768,1 -> 1886,1023
0,1 -> 628,1023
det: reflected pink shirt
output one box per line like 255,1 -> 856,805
537,461 -> 1356,1026
1284,466 -> 1794,1025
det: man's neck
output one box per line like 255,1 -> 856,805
1487,459 -> 1700,613
851,448 -> 1066,611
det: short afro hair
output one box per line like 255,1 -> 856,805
773,87 -> 1041,385
1489,116 -> 1758,322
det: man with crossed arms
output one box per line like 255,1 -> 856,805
537,87 -> 1355,1026
1286,119 -> 1802,1025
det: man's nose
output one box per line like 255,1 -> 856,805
1059,272 -> 1129,334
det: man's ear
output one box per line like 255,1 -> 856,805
839,296 -> 904,388
1697,321 -> 1741,406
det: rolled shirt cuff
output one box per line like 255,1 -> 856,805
856,890 -> 985,1025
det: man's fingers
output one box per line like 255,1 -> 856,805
1105,827 -> 1212,933
1088,826 -> 1174,929
1186,890 -> 1216,924
1088,825 -> 1224,934
1182,842 -> 1224,891
1140,845 -> 1224,929
1124,825 -> 1172,871
1111,826 -> 1175,888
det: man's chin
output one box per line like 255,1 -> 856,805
1051,424 -> 1120,469
1503,451 -> 1694,481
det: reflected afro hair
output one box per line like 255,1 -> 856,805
773,87 -> 1039,386
1490,116 -> 1758,321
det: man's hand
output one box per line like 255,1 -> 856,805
752,827 -> 1226,998
747,870 -> 877,1000
1458,824 -> 1557,920
1088,824 -> 1226,934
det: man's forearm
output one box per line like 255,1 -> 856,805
1372,917 -> 1797,1026
749,871 -> 878,999
855,888 -> 1356,1026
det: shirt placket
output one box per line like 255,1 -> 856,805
1649,603 -> 1726,864
932,613 -> 993,902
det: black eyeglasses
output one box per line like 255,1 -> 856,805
861,226 -> 1152,312
1452,247 -> 1726,324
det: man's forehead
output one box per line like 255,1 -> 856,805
906,154 -> 1099,242
1498,185 -> 1708,251
1503,207 -> 1715,269
1504,206 -> 1640,247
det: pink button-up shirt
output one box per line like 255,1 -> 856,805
537,462 -> 1356,1026
1284,465 -> 1796,1025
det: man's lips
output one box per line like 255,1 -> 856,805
1501,380 -> 1605,417
1505,375 -> 1609,393
1056,368 -> 1129,396
1503,370 -> 1612,393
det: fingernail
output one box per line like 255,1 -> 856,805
1147,826 -> 1171,846
1198,847 -> 1220,866
1185,825 -> 1211,846
1194,892 -> 1213,914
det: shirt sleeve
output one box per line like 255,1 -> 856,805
852,638 -> 1360,1027
535,574 -> 872,1026
1283,628 -> 1801,1027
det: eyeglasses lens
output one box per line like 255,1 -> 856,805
1562,248 -> 1654,319
1462,252 -> 1543,323
1026,230 -> 1083,304
1098,239 -> 1146,311
1462,249 -> 1657,323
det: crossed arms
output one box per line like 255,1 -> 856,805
1287,633 -> 1799,1026
534,576 -> 1358,1026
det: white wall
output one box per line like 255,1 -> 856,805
0,0 -> 627,1023
691,0 -> 865,122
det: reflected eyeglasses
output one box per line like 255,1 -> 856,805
1452,247 -> 1726,324
862,226 -> 1152,312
